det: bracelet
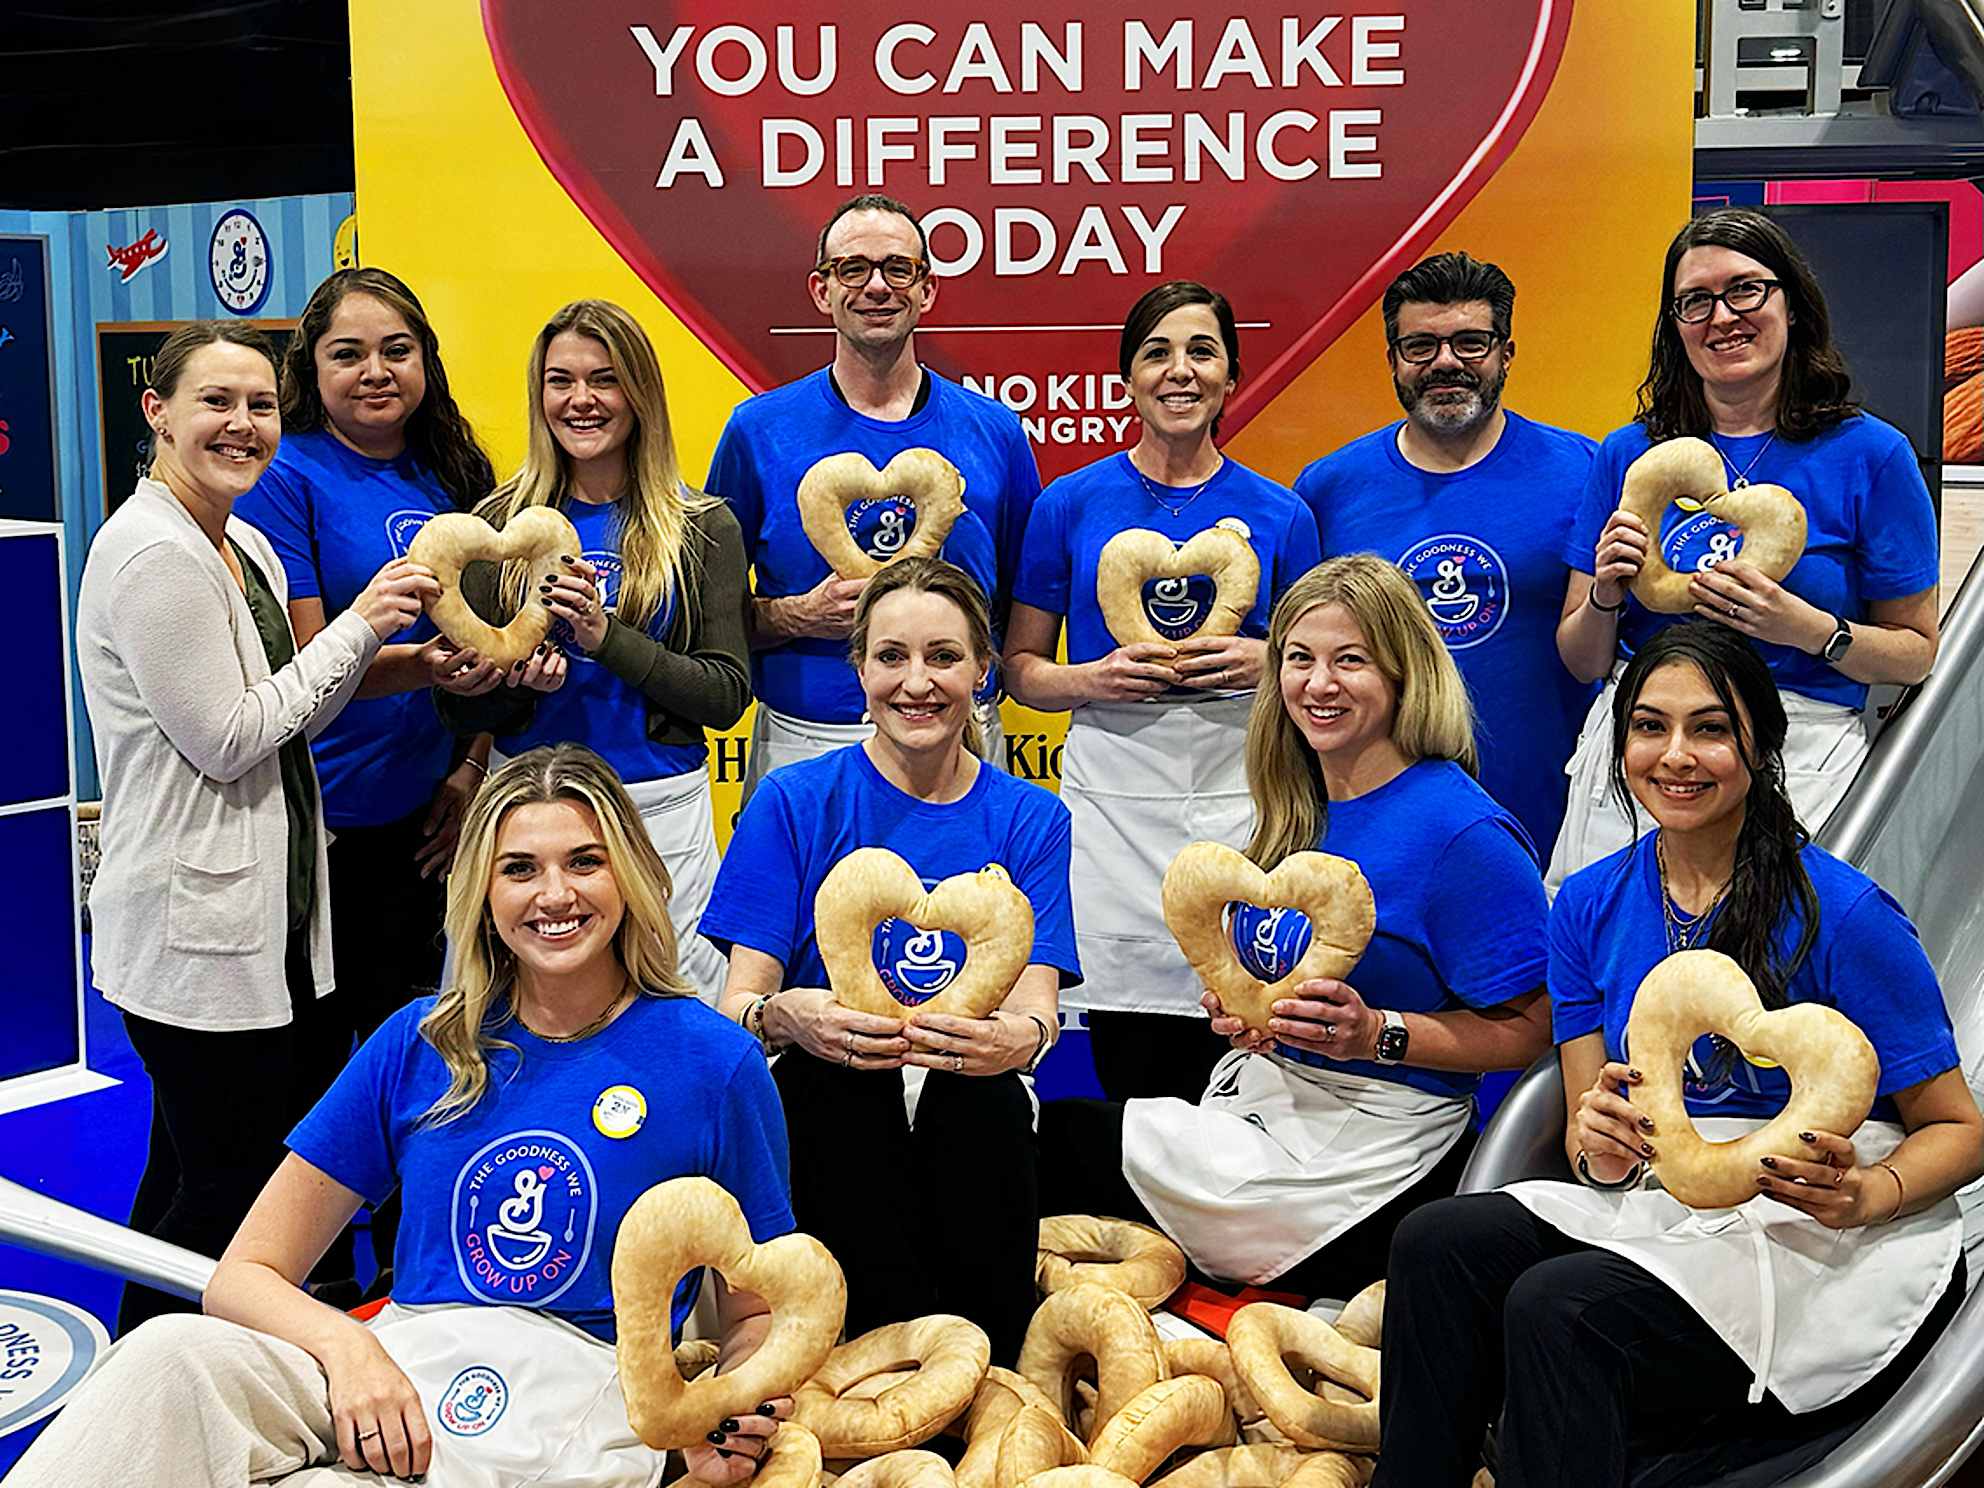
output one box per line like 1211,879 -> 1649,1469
1587,583 -> 1627,615
743,993 -> 778,1052
1574,1148 -> 1644,1190
1022,1013 -> 1054,1074
1874,1160 -> 1906,1223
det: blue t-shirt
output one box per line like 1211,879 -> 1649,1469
493,498 -> 701,782
1014,453 -> 1321,668
289,993 -> 793,1343
1550,835 -> 1958,1124
706,369 -> 1025,723
234,430 -> 455,828
1295,413 -> 1598,858
1270,759 -> 1547,1099
1564,415 -> 1939,709
700,745 -> 1082,997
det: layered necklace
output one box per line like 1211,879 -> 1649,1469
1657,832 -> 1732,953
1130,450 -> 1223,519
1707,430 -> 1776,489
519,981 -> 632,1044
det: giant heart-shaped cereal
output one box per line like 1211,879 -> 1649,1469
817,847 -> 1034,1020
799,449 -> 967,579
1625,949 -> 1879,1210
1617,437 -> 1808,614
407,507 -> 582,668
1162,842 -> 1374,1036
614,1176 -> 846,1449
1097,528 -> 1260,649
480,3 -> 1574,480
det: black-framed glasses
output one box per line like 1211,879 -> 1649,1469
1671,278 -> 1781,324
1388,330 -> 1504,364
817,254 -> 928,290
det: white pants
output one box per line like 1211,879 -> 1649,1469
738,701 -> 1007,804
624,768 -> 726,1005
1545,673 -> 1870,894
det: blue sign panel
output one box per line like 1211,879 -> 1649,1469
0,237 -> 57,522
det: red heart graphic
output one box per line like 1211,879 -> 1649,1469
483,3 -> 1571,476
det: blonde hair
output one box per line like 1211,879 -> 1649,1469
419,744 -> 689,1126
847,556 -> 993,758
478,300 -> 717,630
1244,555 -> 1477,868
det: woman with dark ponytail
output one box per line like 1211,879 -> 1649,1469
1372,623 -> 1984,1488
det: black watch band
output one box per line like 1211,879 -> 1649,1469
1821,616 -> 1854,664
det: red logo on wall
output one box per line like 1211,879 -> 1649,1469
106,229 -> 168,284
483,2 -> 1572,473
0,419 -> 11,458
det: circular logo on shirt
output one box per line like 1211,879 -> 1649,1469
451,1130 -> 598,1305
207,209 -> 271,316
845,497 -> 918,561
436,1365 -> 510,1438
1661,512 -> 1745,575
0,1292 -> 109,1438
384,508 -> 432,559
592,1084 -> 647,1139
1141,574 -> 1218,641
1226,903 -> 1315,982
1397,534 -> 1510,650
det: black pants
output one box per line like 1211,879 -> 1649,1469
774,1050 -> 1038,1367
1084,1010 -> 1229,1103
118,932 -> 348,1335
326,805 -> 447,1277
1372,1193 -> 1967,1488
1037,1096 -> 1475,1302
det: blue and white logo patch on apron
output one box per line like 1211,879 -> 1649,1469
1226,903 -> 1315,981
451,1130 -> 598,1305
1141,574 -> 1217,640
872,920 -> 968,1006
846,497 -> 917,562
436,1364 -> 510,1437
1397,533 -> 1510,650
1662,511 -> 1744,575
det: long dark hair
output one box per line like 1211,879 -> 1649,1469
1119,281 -> 1242,435
281,267 -> 496,510
1634,208 -> 1858,443
1610,625 -> 1820,1062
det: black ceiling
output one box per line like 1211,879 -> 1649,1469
0,2 -> 354,211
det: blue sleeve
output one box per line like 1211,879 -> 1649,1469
1291,458 -> 1330,547
1421,817 -> 1549,1009
1012,486 -> 1072,616
1546,882 -> 1605,1045
706,413 -> 764,556
1854,434 -> 1941,602
1276,500 -> 1322,598
287,1009 -> 412,1205
998,426 -> 1044,620
699,779 -> 806,971
1011,794 -> 1081,984
1562,442 -> 1620,573
1826,885 -> 1960,1097
941,509 -> 999,612
235,462 -> 322,601
711,1050 -> 796,1242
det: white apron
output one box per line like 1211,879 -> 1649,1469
740,702 -> 1005,803
364,1302 -> 662,1488
1121,1049 -> 1474,1284
1502,1118 -> 1962,1414
1060,695 -> 1256,1015
1546,672 -> 1870,894
624,769 -> 725,1006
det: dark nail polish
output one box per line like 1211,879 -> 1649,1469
1641,1142 -> 1655,1157
1758,1175 -> 1770,1187
540,596 -> 552,606
1760,1156 -> 1778,1169
561,554 -> 575,563
1627,1068 -> 1643,1081
756,1403 -> 776,1417
716,1449 -> 736,1460
1637,1116 -> 1655,1132
708,1431 -> 727,1444
1799,1131 -> 1815,1142
721,1419 -> 739,1433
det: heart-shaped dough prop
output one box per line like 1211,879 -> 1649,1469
1625,949 -> 1879,1209
1226,1304 -> 1378,1453
1618,438 -> 1807,614
1036,1216 -> 1186,1311
799,449 -> 967,579
407,506 -> 582,668
796,1315 -> 992,1457
614,1177 -> 846,1449
1018,1282 -> 1167,1447
1097,528 -> 1261,649
817,848 -> 1034,1021
1162,844 -> 1375,1036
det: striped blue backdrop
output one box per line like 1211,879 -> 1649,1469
0,192 -> 354,797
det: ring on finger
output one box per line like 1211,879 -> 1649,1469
951,1052 -> 963,1073
1323,1022 -> 1337,1039
357,1429 -> 383,1442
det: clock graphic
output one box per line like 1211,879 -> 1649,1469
208,209 -> 271,315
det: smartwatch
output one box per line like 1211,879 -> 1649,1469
1820,616 -> 1854,666
1373,1008 -> 1410,1066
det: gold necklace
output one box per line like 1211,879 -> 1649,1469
1657,833 -> 1731,954
519,983 -> 631,1044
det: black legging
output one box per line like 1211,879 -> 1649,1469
774,1049 -> 1039,1367
1083,1010 -> 1230,1103
1373,1192 -> 1967,1488
117,931 -> 348,1335
1037,1095 -> 1476,1301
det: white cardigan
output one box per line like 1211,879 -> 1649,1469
76,478 -> 382,1030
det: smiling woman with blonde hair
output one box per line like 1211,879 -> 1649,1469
1040,554 -> 1549,1304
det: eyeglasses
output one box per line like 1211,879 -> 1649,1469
1671,278 -> 1781,324
816,254 -> 928,290
1388,330 -> 1504,364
